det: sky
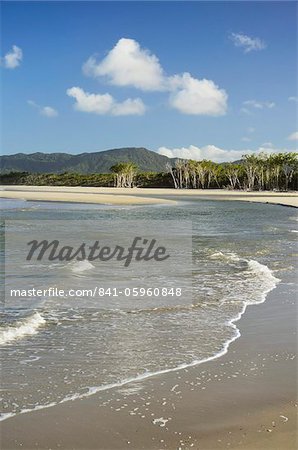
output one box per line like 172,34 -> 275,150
1,1 -> 297,162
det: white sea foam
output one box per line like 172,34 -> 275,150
209,251 -> 245,264
0,412 -> 15,421
0,312 -> 46,346
246,259 -> 280,304
153,417 -> 169,427
20,355 -> 41,365
69,260 -> 95,273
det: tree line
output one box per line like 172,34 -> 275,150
166,152 -> 297,191
1,152 -> 297,191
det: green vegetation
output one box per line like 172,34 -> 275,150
1,152 -> 297,191
0,170 -> 172,188
0,172 -> 115,187
0,148 -> 174,174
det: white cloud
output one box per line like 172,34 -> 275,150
247,127 -> 255,133
240,101 -> 275,114
243,100 -> 275,109
168,73 -> 227,116
83,38 -> 165,91
287,131 -> 298,141
288,96 -> 298,102
157,145 -> 294,163
158,145 -> 246,162
262,142 -> 273,148
66,86 -> 146,116
28,100 -> 58,118
111,98 -> 146,116
41,106 -> 58,117
2,45 -> 23,69
82,38 -> 228,116
241,137 -> 251,142
230,33 -> 266,53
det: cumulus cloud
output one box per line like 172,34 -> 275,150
287,131 -> 298,141
2,45 -> 23,69
158,145 -> 248,162
230,33 -> 266,53
28,100 -> 58,117
288,96 -> 298,102
168,73 -> 227,116
83,38 -> 165,91
157,145 -> 293,163
66,86 -> 146,116
82,38 -> 228,116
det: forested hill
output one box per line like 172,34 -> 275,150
0,147 -> 175,174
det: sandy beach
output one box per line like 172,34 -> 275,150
1,263 -> 297,450
1,1 -> 297,449
0,186 -> 176,206
1,185 -> 298,208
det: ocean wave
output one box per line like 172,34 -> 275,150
69,260 -> 95,273
246,259 -> 280,303
209,251 -> 244,263
0,312 -> 46,346
209,251 -> 280,305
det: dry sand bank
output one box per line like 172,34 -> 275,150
1,186 -> 298,207
0,186 -> 176,206
1,277 -> 297,450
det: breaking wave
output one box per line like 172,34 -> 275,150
0,312 -> 46,346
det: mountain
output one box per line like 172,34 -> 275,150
0,148 -> 175,174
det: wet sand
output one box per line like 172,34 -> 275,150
1,271 -> 297,449
1,186 -> 298,207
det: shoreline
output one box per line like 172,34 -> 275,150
1,186 -> 297,449
1,262 -> 297,449
1,186 -> 298,208
1,258 -> 298,450
0,293 -> 247,424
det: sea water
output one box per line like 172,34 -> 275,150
0,198 -> 297,420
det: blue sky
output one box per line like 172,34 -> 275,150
1,1 -> 297,161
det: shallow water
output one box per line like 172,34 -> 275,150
0,199 -> 297,420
